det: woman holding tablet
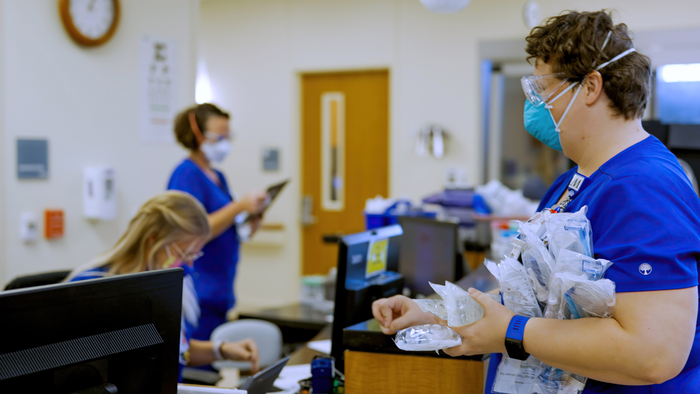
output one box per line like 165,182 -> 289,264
168,103 -> 268,341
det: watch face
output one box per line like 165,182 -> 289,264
69,0 -> 116,40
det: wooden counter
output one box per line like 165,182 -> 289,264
344,350 -> 484,394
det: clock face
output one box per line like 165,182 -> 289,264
523,1 -> 543,30
59,0 -> 120,46
70,0 -> 115,39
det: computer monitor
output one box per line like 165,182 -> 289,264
331,225 -> 404,372
0,269 -> 183,394
398,216 -> 461,296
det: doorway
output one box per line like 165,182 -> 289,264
300,70 -> 389,275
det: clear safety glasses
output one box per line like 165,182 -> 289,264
169,242 -> 204,264
521,73 -> 569,106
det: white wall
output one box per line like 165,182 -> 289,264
1,0 -> 198,283
200,0 -> 700,308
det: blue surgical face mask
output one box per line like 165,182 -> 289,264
523,82 -> 582,151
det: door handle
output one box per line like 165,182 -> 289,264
301,195 -> 318,227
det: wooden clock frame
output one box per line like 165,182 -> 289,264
58,0 -> 120,47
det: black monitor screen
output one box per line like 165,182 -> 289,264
0,269 -> 182,394
398,216 -> 458,296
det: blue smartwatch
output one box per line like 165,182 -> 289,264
505,315 -> 531,360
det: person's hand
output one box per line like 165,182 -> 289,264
440,288 -> 515,357
372,295 -> 437,335
221,338 -> 260,374
240,191 -> 268,214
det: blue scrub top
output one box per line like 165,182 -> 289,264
70,265 -> 195,384
167,159 -> 240,315
485,136 -> 700,393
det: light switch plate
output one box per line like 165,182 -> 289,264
20,212 -> 38,242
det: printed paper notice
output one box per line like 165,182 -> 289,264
140,36 -> 177,143
366,238 -> 388,278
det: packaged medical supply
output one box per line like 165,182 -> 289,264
517,221 -> 556,302
492,356 -> 542,394
445,281 -> 484,327
547,273 -> 616,320
429,281 -> 485,327
554,249 -> 612,281
429,282 -> 449,300
543,207 -> 593,259
530,365 -> 587,394
394,324 -> 462,351
414,299 -> 448,320
485,258 -> 542,318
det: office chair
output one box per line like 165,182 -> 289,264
4,270 -> 71,291
210,319 -> 283,371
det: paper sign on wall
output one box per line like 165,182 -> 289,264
366,238 -> 388,278
140,36 -> 178,143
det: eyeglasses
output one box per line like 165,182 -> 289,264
204,131 -> 232,143
169,242 -> 204,264
521,72 -> 569,106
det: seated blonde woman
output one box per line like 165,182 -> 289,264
65,191 -> 260,382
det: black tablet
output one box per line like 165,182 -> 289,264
239,356 -> 290,394
244,179 -> 290,223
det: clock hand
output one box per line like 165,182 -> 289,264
88,0 -> 96,12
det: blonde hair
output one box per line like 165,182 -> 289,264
65,191 -> 210,281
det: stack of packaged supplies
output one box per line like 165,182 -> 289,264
393,206 -> 614,394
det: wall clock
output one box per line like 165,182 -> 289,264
59,0 -> 120,47
523,1 -> 543,30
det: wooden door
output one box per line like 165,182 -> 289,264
301,70 -> 389,275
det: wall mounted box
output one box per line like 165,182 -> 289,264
83,166 -> 117,221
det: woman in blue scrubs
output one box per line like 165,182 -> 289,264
372,10 -> 700,393
66,191 -> 260,382
168,103 -> 268,342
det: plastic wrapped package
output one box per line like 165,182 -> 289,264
444,281 -> 484,327
485,258 -> 542,318
547,273 -> 616,320
394,324 -> 462,351
517,221 -> 556,300
530,365 -> 587,394
543,207 -> 593,259
414,299 -> 448,320
554,249 -> 612,281
428,282 -> 485,326
544,250 -> 613,319
492,356 -> 543,394
429,282 -> 449,301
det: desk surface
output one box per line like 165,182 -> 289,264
288,324 -> 332,365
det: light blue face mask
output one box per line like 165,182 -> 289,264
524,82 -> 582,151
522,32 -> 637,151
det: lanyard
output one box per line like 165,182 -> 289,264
550,172 -> 590,213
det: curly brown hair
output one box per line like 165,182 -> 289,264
525,10 -> 651,120
173,103 -> 230,151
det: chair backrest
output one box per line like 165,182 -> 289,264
3,270 -> 72,291
210,319 -> 283,371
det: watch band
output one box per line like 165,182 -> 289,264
505,315 -> 531,361
212,340 -> 227,361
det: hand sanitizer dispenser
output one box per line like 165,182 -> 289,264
84,166 -> 116,220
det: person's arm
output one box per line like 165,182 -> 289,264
443,286 -> 697,386
187,338 -> 260,373
208,191 -> 267,239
